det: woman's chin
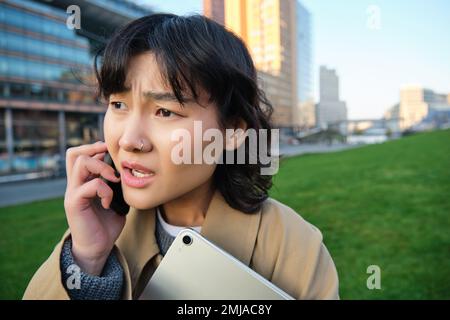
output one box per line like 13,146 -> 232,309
123,194 -> 160,211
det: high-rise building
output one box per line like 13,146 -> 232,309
296,1 -> 314,129
0,0 -> 152,177
397,85 -> 450,130
203,0 -> 224,25
316,66 -> 347,128
206,0 -> 313,132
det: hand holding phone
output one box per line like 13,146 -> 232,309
63,142 -> 127,275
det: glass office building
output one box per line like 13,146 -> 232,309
0,0 -> 151,178
296,1 -> 312,105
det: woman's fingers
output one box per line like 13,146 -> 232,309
84,153 -> 107,181
73,178 -> 114,211
68,154 -> 120,189
66,141 -> 108,179
93,152 -> 106,161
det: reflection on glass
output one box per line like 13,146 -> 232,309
66,112 -> 101,148
5,110 -> 59,173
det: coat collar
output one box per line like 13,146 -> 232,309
116,188 -> 262,287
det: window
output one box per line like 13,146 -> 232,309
30,83 -> 45,99
10,83 -> 29,98
46,87 -> 60,101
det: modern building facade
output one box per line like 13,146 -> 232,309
316,66 -> 347,128
203,0 -> 224,25
0,0 -> 152,178
205,0 -> 314,132
393,85 -> 450,130
295,1 -> 314,129
398,85 -> 429,131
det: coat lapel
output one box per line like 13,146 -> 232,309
200,190 -> 262,266
116,206 -> 160,290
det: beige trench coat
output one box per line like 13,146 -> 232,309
23,189 -> 339,300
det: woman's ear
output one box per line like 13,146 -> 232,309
224,118 -> 248,151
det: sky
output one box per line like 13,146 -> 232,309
137,0 -> 450,120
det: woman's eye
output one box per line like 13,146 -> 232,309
110,101 -> 126,110
156,108 -> 176,118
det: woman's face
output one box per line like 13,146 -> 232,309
104,52 -> 222,210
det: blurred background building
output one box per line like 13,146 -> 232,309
316,65 -> 347,129
0,0 -> 152,179
203,0 -> 224,25
386,85 -> 450,131
296,1 -> 315,130
204,0 -> 314,136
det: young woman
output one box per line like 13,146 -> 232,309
23,14 -> 339,300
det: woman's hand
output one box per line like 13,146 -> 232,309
63,141 -> 125,276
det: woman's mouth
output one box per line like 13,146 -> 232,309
131,168 -> 154,178
122,167 -> 156,188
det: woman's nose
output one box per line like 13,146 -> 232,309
119,136 -> 151,153
118,121 -> 152,153
119,109 -> 153,152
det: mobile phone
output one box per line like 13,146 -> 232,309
101,152 -> 130,216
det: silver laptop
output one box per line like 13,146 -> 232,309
138,228 -> 294,300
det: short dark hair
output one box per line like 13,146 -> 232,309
95,13 -> 274,213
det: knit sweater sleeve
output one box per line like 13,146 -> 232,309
60,237 -> 124,300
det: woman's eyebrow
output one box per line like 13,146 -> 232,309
143,90 -> 194,103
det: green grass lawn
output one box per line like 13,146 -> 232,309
271,129 -> 450,299
1,129 -> 449,299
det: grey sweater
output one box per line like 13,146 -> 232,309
60,211 -> 176,300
